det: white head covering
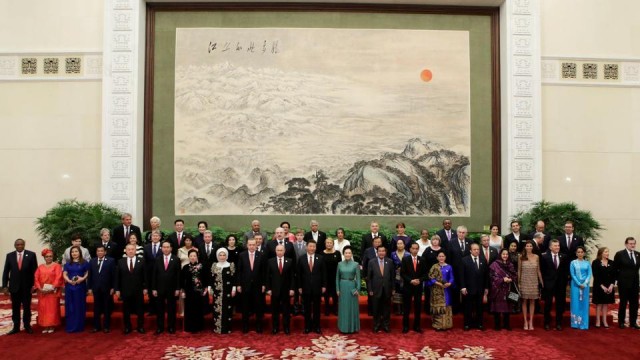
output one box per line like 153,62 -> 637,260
215,247 -> 230,268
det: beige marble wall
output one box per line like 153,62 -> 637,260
0,0 -> 103,272
541,0 -> 640,253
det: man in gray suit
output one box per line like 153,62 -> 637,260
367,246 -> 394,333
243,219 -> 268,242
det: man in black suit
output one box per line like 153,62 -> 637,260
151,241 -> 181,334
167,219 -> 189,255
479,235 -> 498,265
267,227 -> 296,262
237,238 -> 267,333
361,221 -> 389,261
614,236 -> 640,329
558,221 -> 584,261
401,242 -> 427,333
448,225 -> 472,314
436,219 -> 457,251
266,244 -> 295,334
143,230 -> 163,315
87,245 -> 116,333
115,243 -> 147,334
2,238 -> 38,335
93,228 -> 118,258
253,233 -> 268,254
197,230 -> 217,270
540,239 -> 569,330
367,246 -> 394,333
297,241 -> 326,334
362,237 -> 382,316
304,220 -> 327,252
459,243 -> 489,330
504,220 -> 530,251
112,213 -> 142,258
529,220 -> 551,253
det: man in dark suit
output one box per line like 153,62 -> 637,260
253,233 -> 268,254
297,241 -> 326,334
540,239 -> 569,330
401,242 -> 427,333
2,238 -> 38,335
197,230 -> 217,270
367,246 -> 394,333
87,245 -> 116,333
362,237 -> 382,316
112,213 -> 142,258
361,221 -> 389,261
529,220 -> 551,253
115,243 -> 147,334
448,226 -> 472,314
504,220 -> 531,251
479,235 -> 498,265
304,220 -> 327,252
614,236 -> 640,329
267,227 -> 296,262
237,238 -> 267,333
151,241 -> 181,334
459,243 -> 489,330
558,221 -> 584,261
92,228 -> 118,258
143,230 -> 163,315
436,219 -> 457,251
167,219 -> 189,255
266,244 -> 295,334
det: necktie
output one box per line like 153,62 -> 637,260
17,253 -> 23,270
178,233 -> 182,246
630,251 -> 636,264
153,244 -> 157,257
298,242 -> 302,251
567,235 -> 571,249
446,230 -> 451,240
125,226 -> 130,238
279,258 -> 283,274
129,258 -> 133,273
309,256 -> 314,271
413,257 -> 417,272
164,256 -> 169,270
250,252 -> 254,271
206,244 -> 210,256
485,248 -> 489,261
98,258 -> 103,273
553,254 -> 558,269
379,259 -> 384,275
460,241 -> 465,252
474,257 -> 479,269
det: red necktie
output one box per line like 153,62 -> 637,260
413,257 -> 417,272
279,258 -> 283,274
485,248 -> 489,262
309,256 -> 313,272
178,233 -> 182,246
129,258 -> 133,273
17,253 -> 23,270
164,256 -> 169,270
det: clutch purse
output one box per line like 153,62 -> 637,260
507,282 -> 520,304
42,284 -> 55,291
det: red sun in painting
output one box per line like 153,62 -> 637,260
420,69 -> 433,82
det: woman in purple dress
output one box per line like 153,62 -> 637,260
489,249 -> 517,331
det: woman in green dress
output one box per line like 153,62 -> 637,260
336,246 -> 360,333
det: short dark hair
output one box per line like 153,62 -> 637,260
625,236 -> 635,244
396,222 -> 406,229
342,245 -> 352,254
94,244 -> 106,252
174,219 -> 184,225
161,240 -> 173,247
510,220 -> 520,227
69,245 -> 85,264
280,221 -> 291,228
71,233 -> 82,241
490,223 -> 499,230
197,221 -> 208,229
224,234 -> 237,247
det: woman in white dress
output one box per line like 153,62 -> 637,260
333,228 -> 351,260
489,224 -> 503,250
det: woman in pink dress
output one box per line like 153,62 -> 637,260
34,249 -> 63,333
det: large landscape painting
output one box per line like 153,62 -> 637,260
174,27 -> 471,216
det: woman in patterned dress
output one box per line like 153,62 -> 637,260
390,238 -> 410,315
211,247 -> 236,334
428,251 -> 454,331
181,249 -> 209,333
518,240 -> 542,330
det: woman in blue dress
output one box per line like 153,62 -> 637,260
428,250 -> 454,331
63,246 -> 89,333
390,238 -> 411,315
570,246 -> 592,329
336,247 -> 360,333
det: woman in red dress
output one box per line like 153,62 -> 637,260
34,249 -> 63,333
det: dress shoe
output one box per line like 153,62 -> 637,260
256,327 -> 263,334
284,328 -> 290,335
383,327 -> 390,333
619,324 -> 626,329
303,328 -> 310,334
137,327 -> 146,334
373,326 -> 380,333
124,328 -> 131,335
168,328 -> 175,334
631,324 -> 640,330
463,326 -> 470,331
272,328 -> 278,334
402,327 -> 409,334
91,328 -> 101,333
555,325 -> 562,331
155,329 -> 164,335
6,328 -> 19,335
413,328 -> 423,333
504,326 -> 512,331
242,327 -> 249,334
25,327 -> 33,334
103,328 -> 110,333
477,325 -> 485,331
314,328 -> 322,334
544,324 -> 550,331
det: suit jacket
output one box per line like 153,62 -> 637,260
304,231 -> 327,252
2,250 -> 38,292
115,256 -> 146,297
448,238 -> 472,274
529,231 -> 551,254
266,240 -> 296,262
92,240 -> 118,259
143,242 -> 163,264
361,233 -> 389,260
613,249 -> 640,289
540,251 -> 569,290
243,230 -> 268,242
459,255 -> 489,295
400,255 -> 428,288
504,232 -> 531,252
362,247 -> 378,277
297,253 -> 326,295
292,241 -> 308,259
87,256 -> 116,292
236,250 -> 266,290
151,254 -> 181,295
366,257 -> 394,298
558,234 -> 585,260
167,232 -> 190,254
266,256 -> 295,296
436,228 -> 457,250
480,246 -> 498,265
197,242 -> 218,270
112,224 -> 142,253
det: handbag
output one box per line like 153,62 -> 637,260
507,282 -> 520,304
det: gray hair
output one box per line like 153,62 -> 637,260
100,228 -> 111,236
150,216 -> 161,225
